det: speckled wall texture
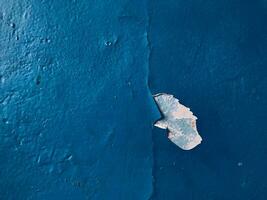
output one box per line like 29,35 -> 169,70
1,0 -> 267,199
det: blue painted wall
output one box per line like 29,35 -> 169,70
149,0 -> 267,199
0,0 -> 267,199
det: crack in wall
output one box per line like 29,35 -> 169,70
145,0 -> 159,198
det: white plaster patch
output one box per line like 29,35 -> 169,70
154,93 -> 202,150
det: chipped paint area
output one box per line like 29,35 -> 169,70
154,93 -> 202,150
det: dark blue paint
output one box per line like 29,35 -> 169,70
149,0 -> 267,199
0,0 -> 267,199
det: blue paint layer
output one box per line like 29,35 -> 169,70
1,0 -> 267,199
149,0 -> 267,199
0,0 -> 159,199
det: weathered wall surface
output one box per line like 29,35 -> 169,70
0,1 -> 159,199
149,0 -> 267,199
1,0 -> 267,199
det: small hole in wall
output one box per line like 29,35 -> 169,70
10,23 -> 15,28
2,118 -> 8,124
36,75 -> 41,85
105,41 -> 112,46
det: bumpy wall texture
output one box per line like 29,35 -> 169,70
1,0 -> 267,199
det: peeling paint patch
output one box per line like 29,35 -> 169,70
153,93 -> 202,150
